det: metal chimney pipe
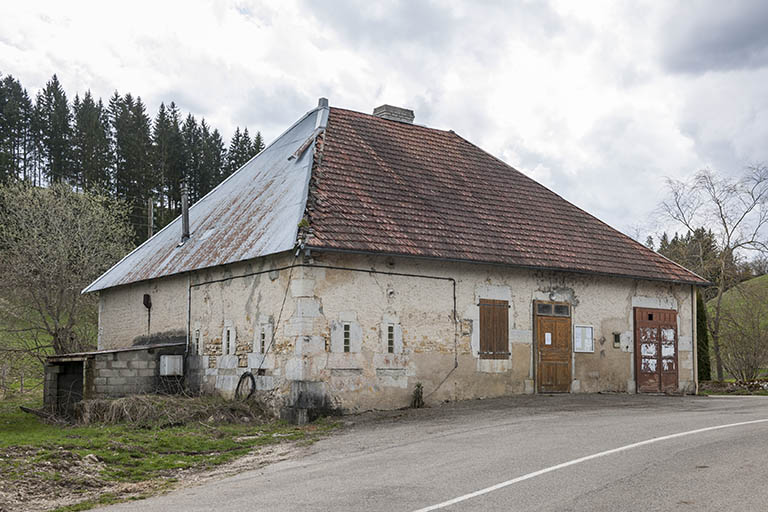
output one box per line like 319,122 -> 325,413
181,182 -> 190,243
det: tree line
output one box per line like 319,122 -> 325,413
0,73 -> 264,243
656,166 -> 768,382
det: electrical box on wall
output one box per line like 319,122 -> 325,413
620,332 -> 633,352
160,355 -> 183,376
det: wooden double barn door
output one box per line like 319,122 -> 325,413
634,308 -> 678,393
536,305 -> 572,393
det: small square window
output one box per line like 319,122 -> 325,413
387,324 -> 395,354
343,323 -> 351,353
537,303 -> 553,315
554,304 -> 570,316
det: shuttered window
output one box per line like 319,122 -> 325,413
479,299 -> 509,359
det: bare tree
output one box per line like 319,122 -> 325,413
0,182 -> 133,358
719,284 -> 768,382
661,165 -> 768,380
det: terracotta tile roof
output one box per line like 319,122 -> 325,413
305,107 -> 706,285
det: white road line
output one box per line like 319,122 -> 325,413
411,418 -> 768,512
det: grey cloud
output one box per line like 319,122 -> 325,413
300,0 -> 563,52
661,0 -> 768,73
235,85 -> 313,136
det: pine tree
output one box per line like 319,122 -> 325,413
3,73 -> 264,237
35,75 -> 73,183
0,75 -> 35,182
252,130 -> 265,155
241,127 -> 253,161
696,291 -> 711,381
197,119 -> 225,198
225,126 -> 256,177
225,127 -> 242,178
110,93 -> 153,242
72,91 -> 112,191
152,101 -> 185,220
181,113 -> 202,201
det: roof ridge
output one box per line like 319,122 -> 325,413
328,105 -> 456,134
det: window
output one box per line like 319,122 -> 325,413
223,326 -> 236,355
478,299 -> 509,359
343,323 -> 351,353
574,325 -> 594,353
536,302 -> 570,317
387,324 -> 395,353
613,332 -> 621,349
254,323 -> 272,354
195,329 -> 202,355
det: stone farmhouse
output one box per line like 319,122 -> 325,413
46,99 -> 706,418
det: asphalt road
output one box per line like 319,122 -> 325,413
97,394 -> 768,511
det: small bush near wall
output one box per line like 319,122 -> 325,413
76,394 -> 273,426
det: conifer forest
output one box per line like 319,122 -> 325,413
0,73 -> 264,244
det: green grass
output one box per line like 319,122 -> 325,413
0,394 -> 338,510
698,389 -> 768,396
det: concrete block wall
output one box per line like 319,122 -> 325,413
89,345 -> 185,398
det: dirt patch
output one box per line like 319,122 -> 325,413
173,442 -> 309,489
0,442 -> 308,512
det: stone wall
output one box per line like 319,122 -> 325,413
96,251 -> 697,413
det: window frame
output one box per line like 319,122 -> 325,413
573,324 -> 595,353
387,323 -> 395,354
223,325 -> 236,355
343,323 -> 351,353
478,298 -> 510,360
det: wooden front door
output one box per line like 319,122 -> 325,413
536,314 -> 572,393
634,308 -> 678,393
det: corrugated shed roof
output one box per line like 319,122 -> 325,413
83,105 -> 327,293
304,107 -> 707,285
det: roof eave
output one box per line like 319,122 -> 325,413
304,244 -> 710,287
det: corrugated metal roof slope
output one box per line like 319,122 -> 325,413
304,107 -> 707,285
83,105 -> 326,293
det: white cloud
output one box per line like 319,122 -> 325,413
2,0 -> 767,239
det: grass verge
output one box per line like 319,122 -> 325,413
0,394 -> 337,511
698,379 -> 768,396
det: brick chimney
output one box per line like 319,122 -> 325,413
373,104 -> 414,124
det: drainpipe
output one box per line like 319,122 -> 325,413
692,285 -> 698,395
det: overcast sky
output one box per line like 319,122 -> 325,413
3,0 -> 768,239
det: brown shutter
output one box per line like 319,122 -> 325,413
479,299 -> 509,359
